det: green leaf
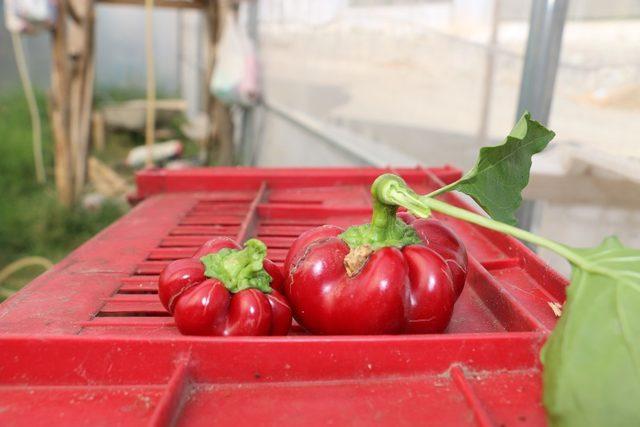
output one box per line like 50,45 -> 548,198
541,236 -> 640,427
445,112 -> 555,225
200,239 -> 272,293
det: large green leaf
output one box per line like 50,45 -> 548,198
447,112 -> 555,225
541,236 -> 640,427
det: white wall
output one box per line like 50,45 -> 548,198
95,4 -> 181,94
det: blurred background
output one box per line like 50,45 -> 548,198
1,0 -> 639,296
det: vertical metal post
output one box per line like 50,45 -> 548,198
516,0 -> 570,124
515,0 -> 569,237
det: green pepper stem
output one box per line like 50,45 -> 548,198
200,239 -> 273,293
369,198 -> 399,242
372,174 -> 590,271
339,177 -> 422,251
419,197 -> 588,269
425,180 -> 459,198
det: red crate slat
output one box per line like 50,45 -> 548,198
190,204 -> 251,215
256,225 -> 318,237
159,236 -> 212,247
195,191 -> 258,202
259,218 -> 325,226
170,225 -> 240,236
80,317 -> 174,328
119,276 -> 158,293
180,216 -> 244,226
257,236 -> 297,248
148,248 -> 196,260
135,261 -> 171,275
258,203 -> 371,218
100,295 -> 168,315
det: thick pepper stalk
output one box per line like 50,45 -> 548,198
284,182 -> 468,335
158,237 -> 292,336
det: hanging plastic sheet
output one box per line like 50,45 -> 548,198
210,9 -> 260,106
4,0 -> 57,34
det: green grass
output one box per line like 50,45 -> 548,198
0,91 -> 126,297
0,86 -> 207,298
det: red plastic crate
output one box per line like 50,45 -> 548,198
0,167 -> 567,426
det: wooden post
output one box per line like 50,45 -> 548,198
50,0 -> 96,206
51,1 -> 74,206
205,0 -> 234,165
69,0 -> 96,196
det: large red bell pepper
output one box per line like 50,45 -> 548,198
158,237 -> 292,336
284,176 -> 468,335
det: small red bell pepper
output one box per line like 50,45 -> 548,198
284,176 -> 468,335
158,237 -> 292,336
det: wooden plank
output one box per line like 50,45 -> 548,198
97,0 -> 206,9
92,112 -> 105,151
88,157 -> 131,197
